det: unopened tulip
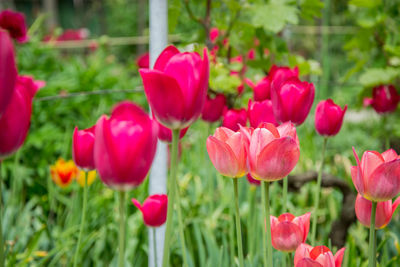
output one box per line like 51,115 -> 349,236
252,76 -> 271,101
94,101 -> 158,190
0,10 -> 27,43
248,99 -> 277,128
271,77 -> 315,125
269,65 -> 299,91
0,30 -> 17,116
50,158 -> 79,188
202,94 -> 226,122
136,52 -> 149,69
139,45 -> 209,129
0,75 -> 43,159
222,108 -> 247,131
154,115 -> 188,143
355,194 -> 400,229
209,27 -> 219,43
270,212 -> 311,252
206,127 -> 247,178
242,122 -> 300,181
352,148 -> 400,202
132,194 -> 168,227
77,170 -> 97,187
247,174 -> 260,186
73,126 -> 95,170
364,85 -> 399,114
294,243 -> 345,267
315,99 -> 347,137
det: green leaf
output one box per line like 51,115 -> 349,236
359,67 -> 400,87
349,0 -> 382,8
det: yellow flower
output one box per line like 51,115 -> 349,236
77,170 -> 97,187
50,158 -> 78,188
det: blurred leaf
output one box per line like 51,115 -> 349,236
358,67 -> 400,87
349,0 -> 382,8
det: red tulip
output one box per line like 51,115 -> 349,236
0,30 -> 17,116
73,125 -> 96,170
210,27 -> 219,43
132,194 -> 168,227
269,65 -> 299,91
247,174 -> 260,186
222,108 -> 247,131
206,127 -> 247,178
364,85 -> 399,114
57,28 -> 88,42
0,75 -> 43,159
294,244 -> 345,267
247,48 -> 256,60
241,122 -> 300,181
94,101 -> 158,190
202,93 -> 226,122
355,194 -> 400,229
153,115 -> 188,143
136,52 -> 150,69
315,99 -> 347,137
139,45 -> 209,129
352,148 -> 400,202
253,76 -> 271,101
0,10 -> 27,43
271,77 -> 315,125
270,212 -> 311,252
248,99 -> 277,128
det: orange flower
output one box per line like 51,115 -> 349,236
50,158 -> 78,188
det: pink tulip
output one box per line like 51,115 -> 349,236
315,99 -> 347,137
73,125 -> 96,170
0,30 -> 17,116
363,85 -> 399,114
355,194 -> 400,229
222,108 -> 247,131
136,52 -> 150,69
154,115 -> 188,143
247,48 -> 256,60
241,122 -> 300,181
206,127 -> 247,178
210,27 -> 219,43
269,65 -> 299,91
294,244 -> 345,267
0,75 -> 43,159
352,147 -> 400,202
132,194 -> 168,227
248,99 -> 277,128
139,45 -> 209,129
253,76 -> 271,101
247,174 -> 260,186
202,93 -> 226,122
271,77 -> 315,125
0,10 -> 27,43
94,101 -> 158,190
270,212 -> 311,252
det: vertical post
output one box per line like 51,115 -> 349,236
137,0 -> 147,54
43,0 -> 58,31
149,1 -> 168,267
320,0 -> 331,98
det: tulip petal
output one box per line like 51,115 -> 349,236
351,147 -> 365,195
294,243 -> 313,266
206,136 -> 239,177
153,45 -> 180,71
0,30 -> 17,116
293,212 -> 311,242
361,150 -> 384,184
295,259 -> 323,267
366,159 -> 400,201
271,221 -> 303,252
226,132 -> 247,173
382,149 -> 398,162
131,198 -> 143,211
334,248 -> 346,267
214,127 -> 235,142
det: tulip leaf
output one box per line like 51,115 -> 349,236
358,67 -> 400,87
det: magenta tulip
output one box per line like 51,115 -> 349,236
132,194 -> 168,227
73,125 -> 96,170
209,27 -> 219,43
139,45 -> 209,129
94,101 -> 158,190
222,108 -> 247,131
0,10 -> 28,43
253,76 -> 271,101
269,65 -> 299,91
364,85 -> 399,114
202,93 -> 226,122
136,52 -> 150,69
294,244 -> 345,267
0,75 -> 43,159
248,99 -> 277,128
0,30 -> 17,116
153,115 -> 188,143
315,99 -> 347,137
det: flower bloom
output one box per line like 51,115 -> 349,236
136,52 -> 149,69
315,99 -> 347,137
222,108 -> 247,131
0,10 -> 28,43
132,194 -> 168,227
269,65 -> 299,91
77,170 -> 97,187
153,115 -> 188,143
202,93 -> 226,122
270,212 -> 311,252
94,101 -> 158,191
351,148 -> 400,202
139,45 -> 209,129
247,174 -> 260,186
0,75 -> 44,159
73,125 -> 96,170
364,85 -> 399,114
252,76 -> 271,102
0,30 -> 18,116
50,158 -> 79,188
209,27 -> 219,43
355,194 -> 400,229
294,243 -> 345,267
206,127 -> 247,178
271,77 -> 315,125
248,99 -> 277,128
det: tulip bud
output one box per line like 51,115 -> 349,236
364,85 -> 399,114
73,125 -> 96,170
132,194 -> 168,227
269,65 -> 299,91
222,108 -> 247,131
0,30 -> 17,116
253,76 -> 271,101
315,99 -> 347,137
136,52 -> 149,69
0,10 -> 28,43
202,93 -> 226,122
209,27 -> 219,43
248,99 -> 277,128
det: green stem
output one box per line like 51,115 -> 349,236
288,252 -> 294,267
175,182 -> 188,267
73,171 -> 88,267
118,191 -> 126,267
162,129 -> 179,267
311,137 -> 328,246
283,176 -> 288,213
263,181 -> 273,267
261,180 -> 268,267
368,202 -> 377,267
0,162 -> 4,267
233,179 -> 244,267
248,188 -> 256,258
153,227 -> 158,267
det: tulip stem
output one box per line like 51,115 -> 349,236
73,172 -> 88,267
263,181 -> 273,267
153,227 -> 158,267
261,180 -> 268,266
0,162 -> 4,267
162,129 -> 179,267
175,182 -> 188,267
233,179 -> 244,267
283,176 -> 288,212
368,202 -> 377,267
311,137 -> 328,246
118,191 -> 126,267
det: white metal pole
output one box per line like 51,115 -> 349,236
149,1 -> 168,267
